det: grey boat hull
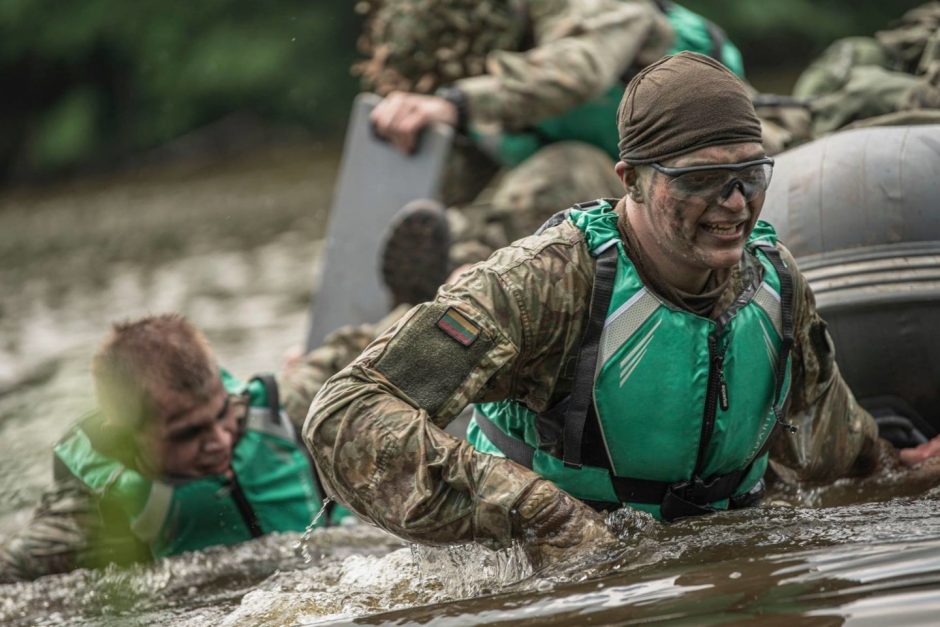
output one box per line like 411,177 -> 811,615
761,125 -> 940,435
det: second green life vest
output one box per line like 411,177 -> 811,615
468,200 -> 794,521
54,371 -> 330,559
477,2 -> 746,166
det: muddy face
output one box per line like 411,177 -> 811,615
631,142 -> 767,291
134,382 -> 243,479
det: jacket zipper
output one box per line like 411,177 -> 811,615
695,330 -> 728,477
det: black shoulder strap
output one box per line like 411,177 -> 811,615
534,199 -> 615,236
755,244 -> 797,433
249,374 -> 281,422
535,208 -> 571,235
705,20 -> 728,62
563,244 -> 618,468
473,409 -> 535,469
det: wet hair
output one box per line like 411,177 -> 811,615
92,314 -> 218,429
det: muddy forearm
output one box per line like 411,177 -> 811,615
0,483 -> 95,582
456,0 -> 671,131
304,363 -> 538,548
303,249 -> 576,547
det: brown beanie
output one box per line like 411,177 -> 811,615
617,51 -> 761,164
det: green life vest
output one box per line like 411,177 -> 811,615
468,200 -> 793,520
478,2 -> 746,167
54,371 -> 328,559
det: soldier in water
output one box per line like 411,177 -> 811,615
0,314 -> 349,582
305,52 -> 940,569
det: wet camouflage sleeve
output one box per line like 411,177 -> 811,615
304,222 -> 595,548
456,0 -> 673,132
0,479 -> 96,582
278,306 -> 412,430
768,244 -> 880,482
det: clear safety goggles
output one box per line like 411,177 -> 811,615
649,157 -> 775,202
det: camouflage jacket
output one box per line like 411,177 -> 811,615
305,199 -> 880,549
456,0 -> 673,134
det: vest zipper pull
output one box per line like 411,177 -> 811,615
773,406 -> 798,433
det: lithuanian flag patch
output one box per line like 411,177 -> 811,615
436,307 -> 480,347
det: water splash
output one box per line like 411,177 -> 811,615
409,541 -> 532,599
294,497 -> 334,564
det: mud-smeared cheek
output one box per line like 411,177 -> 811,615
664,199 -> 696,253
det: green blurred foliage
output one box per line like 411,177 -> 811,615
0,0 -> 928,179
0,0 -> 361,178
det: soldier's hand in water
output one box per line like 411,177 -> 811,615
370,92 -> 458,154
511,480 -> 620,572
899,433 -> 940,467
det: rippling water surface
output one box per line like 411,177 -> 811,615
1,148 -> 938,625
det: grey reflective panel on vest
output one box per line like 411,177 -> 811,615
753,281 -> 785,379
130,481 -> 174,544
246,407 -> 296,442
753,281 -> 783,339
591,238 -> 619,256
598,288 -> 662,372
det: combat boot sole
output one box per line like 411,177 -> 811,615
380,199 -> 451,308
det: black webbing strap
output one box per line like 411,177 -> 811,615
473,410 -> 535,469
477,383 -> 779,519
229,473 -> 264,538
476,398 -> 775,516
705,20 -> 728,62
609,420 -> 779,507
563,244 -> 619,468
250,374 -> 281,422
756,244 -> 796,432
534,208 -> 572,235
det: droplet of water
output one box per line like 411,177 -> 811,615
295,497 -> 333,564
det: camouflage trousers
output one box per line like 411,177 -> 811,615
791,22 -> 940,137
442,140 -> 623,267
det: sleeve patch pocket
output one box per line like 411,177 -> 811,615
375,303 -> 494,415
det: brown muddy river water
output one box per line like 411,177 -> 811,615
0,145 -> 938,625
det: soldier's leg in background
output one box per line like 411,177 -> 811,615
449,141 -> 622,267
792,36 -> 891,100
439,135 -> 501,209
809,65 -> 924,135
794,12 -> 940,137
376,136 -> 501,305
900,30 -> 940,111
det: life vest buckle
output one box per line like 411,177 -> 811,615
661,477 -> 719,522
